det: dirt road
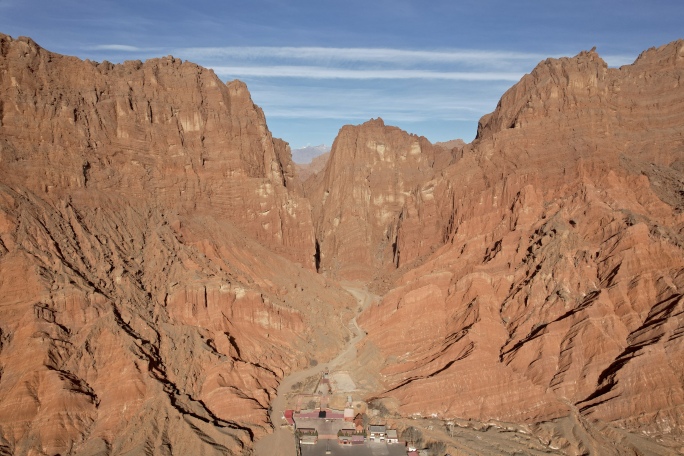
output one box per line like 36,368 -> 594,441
253,285 -> 373,456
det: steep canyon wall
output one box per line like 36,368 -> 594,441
356,41 -> 684,453
0,34 -> 355,456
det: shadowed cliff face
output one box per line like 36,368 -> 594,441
354,41 -> 684,453
0,34 -> 355,456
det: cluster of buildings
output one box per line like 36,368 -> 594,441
288,407 -> 399,447
285,371 -> 416,454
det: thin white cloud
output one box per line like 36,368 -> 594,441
89,44 -> 143,52
179,46 -> 546,67
86,44 -> 638,72
246,82 -> 498,124
261,107 -> 478,123
253,88 -> 493,112
211,65 -> 524,81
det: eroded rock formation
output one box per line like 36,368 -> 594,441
309,118 -> 455,280
355,41 -> 684,453
0,34 -> 355,456
0,34 -> 315,268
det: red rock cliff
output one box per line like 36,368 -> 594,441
356,41 -> 684,452
0,34 -> 354,456
309,118 -> 454,280
3,30 -> 684,456
0,34 -> 315,268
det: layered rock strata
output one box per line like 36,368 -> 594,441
0,34 -> 314,268
309,118 -> 455,280
0,34 -> 354,456
2,30 -> 684,456
356,41 -> 684,453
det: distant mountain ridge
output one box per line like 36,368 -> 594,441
291,144 -> 330,164
296,151 -> 330,182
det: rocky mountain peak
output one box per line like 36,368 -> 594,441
308,118 -> 455,280
476,47 -> 611,140
633,38 -> 684,66
362,117 -> 386,127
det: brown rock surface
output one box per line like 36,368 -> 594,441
0,34 -> 315,269
354,41 -> 684,453
0,34 -> 355,456
309,118 -> 455,280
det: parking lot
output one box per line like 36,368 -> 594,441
300,440 -> 407,456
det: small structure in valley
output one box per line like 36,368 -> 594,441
283,409 -> 295,426
351,434 -> 365,445
337,429 -> 354,445
297,428 -> 318,445
337,427 -> 366,446
369,424 -> 387,441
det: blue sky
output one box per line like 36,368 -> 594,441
1,1 -> 682,150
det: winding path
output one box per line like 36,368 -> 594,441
253,286 -> 373,456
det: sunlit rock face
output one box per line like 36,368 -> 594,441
356,41 -> 684,451
0,34 -> 315,269
308,118 -> 455,281
0,33 -> 355,455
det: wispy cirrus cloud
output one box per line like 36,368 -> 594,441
180,45 -> 635,81
88,44 -> 144,52
86,43 -> 167,55
179,46 -> 547,67
211,65 -> 524,81
246,80 -> 502,126
88,44 -> 636,72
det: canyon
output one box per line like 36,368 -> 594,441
0,33 -> 683,455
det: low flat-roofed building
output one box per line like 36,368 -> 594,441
338,435 -> 352,445
369,425 -> 386,440
338,428 -> 365,445
338,429 -> 353,445
297,428 -> 318,445
386,429 -> 398,443
283,409 -> 294,426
